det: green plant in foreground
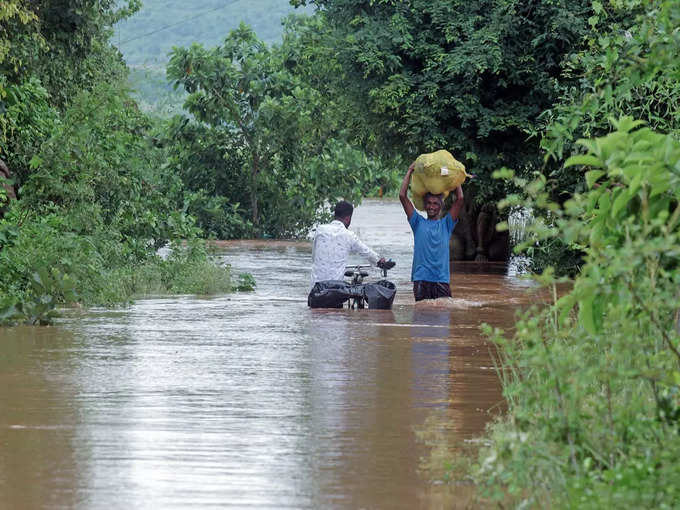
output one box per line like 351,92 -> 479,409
474,118 -> 680,508
235,273 -> 256,292
115,240 -> 239,297
0,267 -> 76,326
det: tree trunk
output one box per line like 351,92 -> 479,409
449,192 -> 510,262
250,154 -> 259,227
0,158 -> 16,218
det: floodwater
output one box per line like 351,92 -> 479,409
0,199 -> 541,510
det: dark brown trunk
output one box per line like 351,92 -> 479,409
449,189 -> 510,262
250,154 -> 259,227
0,158 -> 16,218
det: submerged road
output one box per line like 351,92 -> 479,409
0,199 -> 538,509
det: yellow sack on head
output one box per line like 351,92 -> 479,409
410,150 -> 468,211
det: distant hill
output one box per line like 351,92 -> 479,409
113,0 -> 314,114
114,0 -> 314,68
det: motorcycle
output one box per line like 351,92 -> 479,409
308,259 -> 397,310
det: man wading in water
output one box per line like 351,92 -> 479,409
308,200 -> 386,308
399,162 -> 464,301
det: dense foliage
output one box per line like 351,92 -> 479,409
166,23 -> 399,239
473,118 -> 680,508
458,2 -> 680,506
291,0 -> 592,205
0,0 -> 240,325
541,0 -> 680,165
1,0 -> 138,188
524,0 -> 680,274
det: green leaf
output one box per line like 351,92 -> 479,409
29,155 -> 43,169
598,192 -> 612,214
611,116 -> 645,133
648,171 -> 671,198
556,293 -> 577,324
585,170 -> 605,188
673,371 -> 680,386
579,295 -> 598,335
576,139 -> 598,155
628,172 -> 643,197
621,164 -> 646,182
564,155 -> 603,168
611,188 -> 632,218
492,168 -> 515,179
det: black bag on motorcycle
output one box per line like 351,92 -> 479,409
308,280 -> 352,308
363,280 -> 396,309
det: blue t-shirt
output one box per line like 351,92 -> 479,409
409,213 -> 457,282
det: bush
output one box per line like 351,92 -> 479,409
0,233 -> 238,325
0,81 -> 253,325
471,119 -> 680,507
128,240 -> 233,296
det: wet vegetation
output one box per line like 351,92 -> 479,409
0,1 -> 237,325
2,0 -> 679,505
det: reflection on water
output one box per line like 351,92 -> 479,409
0,199 -> 537,509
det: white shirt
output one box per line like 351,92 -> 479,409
310,220 -> 380,287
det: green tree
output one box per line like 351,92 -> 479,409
1,0 -> 142,193
20,81 -> 190,256
0,80 -> 232,320
168,23 -> 289,227
0,1 -> 245,324
167,23 -> 394,238
290,0 -> 592,204
523,0 -> 680,275
476,118 -> 680,507
22,0 -> 141,108
540,0 -> 680,166
2,0 -> 140,108
0,0 -> 46,187
0,1 -> 43,93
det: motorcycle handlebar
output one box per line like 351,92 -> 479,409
345,259 -> 395,273
377,259 -> 396,270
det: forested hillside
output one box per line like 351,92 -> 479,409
113,0 -> 313,113
115,0 -> 314,66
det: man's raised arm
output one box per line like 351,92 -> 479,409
449,185 -> 464,220
399,162 -> 416,220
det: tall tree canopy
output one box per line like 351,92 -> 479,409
1,0 -> 141,189
291,0 -> 591,204
167,23 -> 394,238
2,0 -> 140,106
541,0 -> 680,165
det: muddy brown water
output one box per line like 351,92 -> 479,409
0,199 -> 543,509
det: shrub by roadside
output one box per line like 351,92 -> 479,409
458,120 -> 680,508
0,228 -> 239,326
0,82 -> 251,326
